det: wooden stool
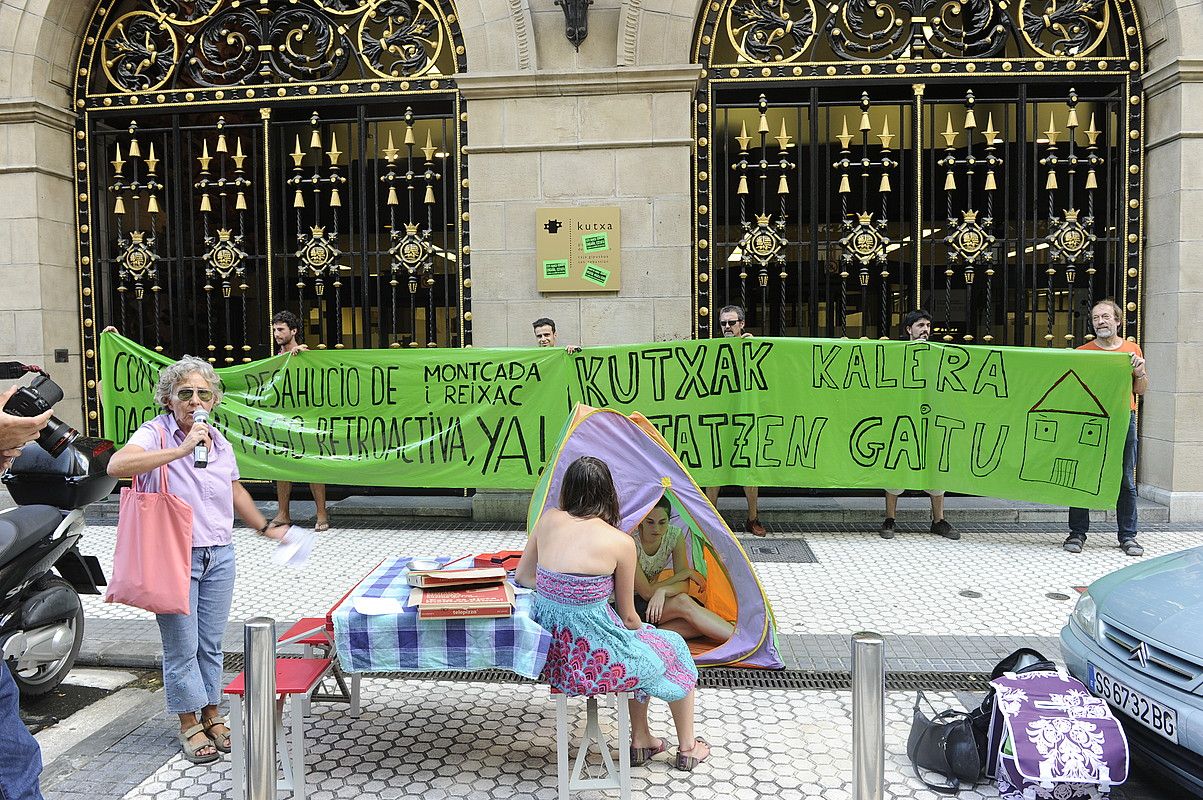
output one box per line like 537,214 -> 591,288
225,657 -> 331,800
552,691 -> 631,800
278,617 -> 361,717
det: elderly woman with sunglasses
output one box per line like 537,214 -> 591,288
108,355 -> 285,765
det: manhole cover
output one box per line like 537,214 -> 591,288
745,538 -> 817,564
1046,592 -> 1071,601
959,590 -> 982,598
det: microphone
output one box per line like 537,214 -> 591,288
192,409 -> 209,469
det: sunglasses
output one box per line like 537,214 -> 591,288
719,320 -> 740,327
176,388 -> 214,402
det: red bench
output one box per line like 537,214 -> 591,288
278,617 -> 361,717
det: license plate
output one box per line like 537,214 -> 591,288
1090,665 -> 1179,744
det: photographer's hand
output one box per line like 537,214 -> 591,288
0,447 -> 23,473
0,387 -> 53,450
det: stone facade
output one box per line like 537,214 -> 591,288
2,0 -> 1202,516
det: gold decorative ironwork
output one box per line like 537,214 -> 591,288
115,230 -> 159,300
706,0 -> 1123,64
838,213 -> 889,268
295,225 -> 343,294
202,229 -> 249,299
89,0 -> 455,95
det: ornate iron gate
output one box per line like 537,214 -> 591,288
74,0 -> 470,435
693,0 -> 1144,346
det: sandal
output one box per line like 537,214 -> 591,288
202,715 -> 232,754
179,723 -> 220,764
630,737 -> 667,767
268,518 -> 291,530
314,519 -> 330,533
674,737 -> 711,772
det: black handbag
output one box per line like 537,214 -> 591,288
907,691 -> 983,795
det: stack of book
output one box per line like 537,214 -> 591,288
407,566 -> 515,620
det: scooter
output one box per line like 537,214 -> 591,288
0,435 -> 116,696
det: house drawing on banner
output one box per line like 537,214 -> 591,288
1019,370 -> 1110,496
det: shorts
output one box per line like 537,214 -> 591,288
884,489 -> 945,497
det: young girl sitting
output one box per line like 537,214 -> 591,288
632,496 -> 735,644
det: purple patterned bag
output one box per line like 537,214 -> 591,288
987,671 -> 1128,800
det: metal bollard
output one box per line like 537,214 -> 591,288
851,631 -> 885,800
245,618 -> 277,800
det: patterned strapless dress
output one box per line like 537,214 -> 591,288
534,566 -> 698,703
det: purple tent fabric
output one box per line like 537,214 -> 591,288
528,406 -> 783,669
988,671 -> 1129,799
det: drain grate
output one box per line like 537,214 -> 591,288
744,538 -> 818,564
222,654 -> 987,692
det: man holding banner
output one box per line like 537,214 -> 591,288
269,311 -> 331,533
705,305 -> 766,537
880,309 -> 957,541
1064,299 -> 1148,556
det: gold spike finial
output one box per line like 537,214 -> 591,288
291,136 -> 304,168
232,138 -> 246,170
145,142 -> 159,174
877,117 -> 894,150
383,130 -> 399,162
1084,113 -> 1101,146
775,119 -> 792,150
421,131 -> 437,161
326,131 -> 342,166
836,115 -> 854,149
112,143 -> 126,174
941,113 -> 958,148
735,120 -> 751,151
982,113 -> 999,147
1044,115 -> 1060,146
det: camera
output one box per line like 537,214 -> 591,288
1,368 -> 79,458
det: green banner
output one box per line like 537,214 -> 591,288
100,332 -> 1134,507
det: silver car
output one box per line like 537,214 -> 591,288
1061,545 -> 1203,795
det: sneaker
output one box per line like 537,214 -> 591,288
1121,539 -> 1145,557
879,517 -> 896,539
931,519 -> 959,540
1063,535 -> 1085,554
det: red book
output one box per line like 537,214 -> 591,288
412,582 -> 514,608
417,604 -> 514,620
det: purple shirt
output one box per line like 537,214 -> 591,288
127,413 -> 241,548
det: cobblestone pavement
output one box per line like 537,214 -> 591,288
35,520 -> 1198,799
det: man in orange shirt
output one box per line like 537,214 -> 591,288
1064,299 -> 1148,556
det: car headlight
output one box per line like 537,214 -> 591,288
1071,592 -> 1098,638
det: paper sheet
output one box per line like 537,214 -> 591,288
353,596 -> 405,615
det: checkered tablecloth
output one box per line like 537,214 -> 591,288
329,556 -> 552,679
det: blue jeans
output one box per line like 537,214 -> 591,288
0,665 -> 44,800
156,545 -> 236,714
1069,412 -> 1138,543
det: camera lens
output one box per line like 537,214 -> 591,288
38,415 -> 79,458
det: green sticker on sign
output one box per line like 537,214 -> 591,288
582,263 -> 610,287
582,232 -> 609,253
542,259 -> 569,279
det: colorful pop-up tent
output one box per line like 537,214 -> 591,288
528,405 -> 783,669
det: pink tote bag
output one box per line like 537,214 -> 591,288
104,425 -> 193,615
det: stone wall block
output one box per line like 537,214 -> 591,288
466,299 -> 511,347
540,149 -> 616,198
652,295 -> 692,341
651,91 -> 691,139
11,308 -> 44,354
579,296 -> 655,344
467,201 -> 507,251
470,249 -> 538,299
1142,242 -> 1180,296
615,145 -> 689,197
575,93 -> 652,144
613,197 -> 654,248
465,101 -> 505,149
652,194 -> 691,246
468,151 -> 542,200
505,96 -> 579,145
0,264 -> 41,310
619,245 -> 690,297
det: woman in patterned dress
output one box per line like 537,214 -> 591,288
516,456 -> 712,771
